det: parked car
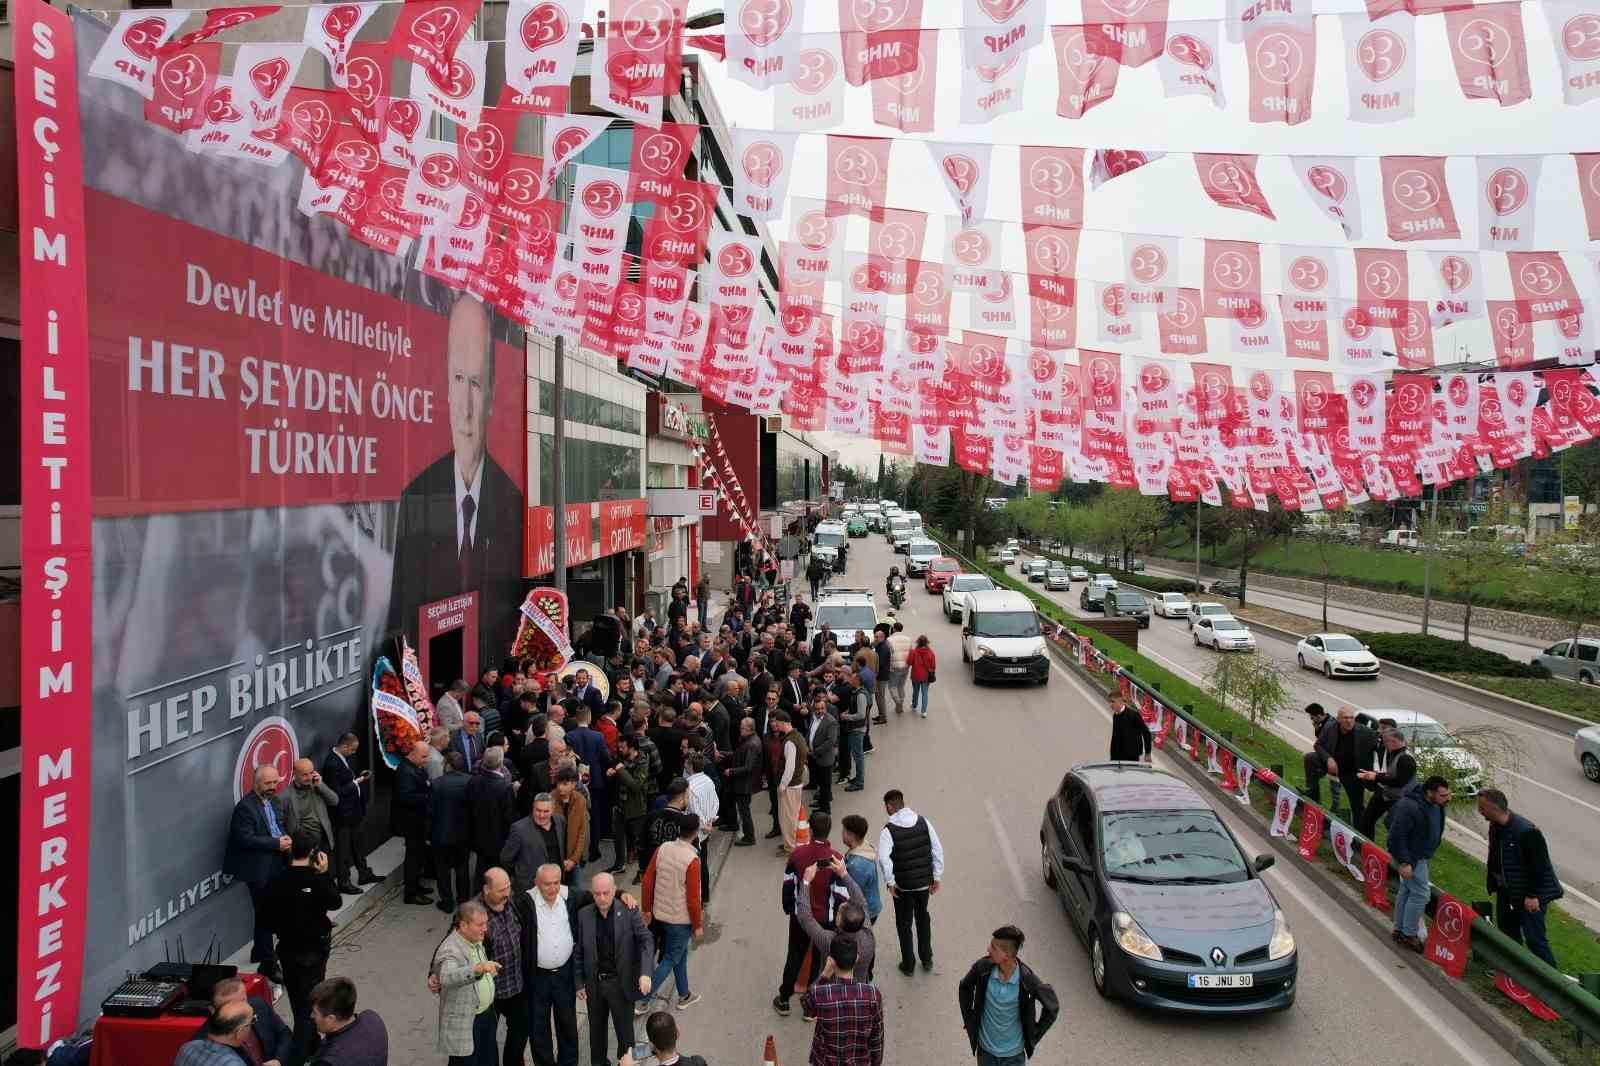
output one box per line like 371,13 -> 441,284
1081,583 -> 1110,612
924,556 -> 960,593
1381,529 -> 1421,551
1187,602 -> 1231,631
1069,566 -> 1089,581
1152,593 -> 1191,619
1094,573 -> 1118,589
1025,559 -> 1050,583
1193,616 -> 1256,651
962,589 -> 1050,685
1295,634 -> 1380,679
1535,638 -> 1600,685
1046,567 -> 1071,591
1105,590 -> 1151,628
1040,763 -> 1296,1014
1127,559 -> 1146,571
1209,579 -> 1243,598
1353,710 -> 1484,794
996,548 -> 1017,565
944,573 -> 995,623
1578,725 -> 1600,783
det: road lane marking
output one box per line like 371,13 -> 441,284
941,686 -> 967,735
985,797 -> 1033,903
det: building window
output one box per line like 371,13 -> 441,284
647,462 -> 683,489
538,434 -> 643,505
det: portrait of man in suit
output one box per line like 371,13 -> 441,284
386,294 -> 525,670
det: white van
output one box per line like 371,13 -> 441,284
961,589 -> 1050,685
1381,529 -> 1420,551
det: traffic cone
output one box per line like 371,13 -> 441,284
796,805 -> 811,846
762,1034 -> 780,1065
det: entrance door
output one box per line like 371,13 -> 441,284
429,627 -> 464,693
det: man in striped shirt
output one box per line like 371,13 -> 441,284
802,938 -> 884,1066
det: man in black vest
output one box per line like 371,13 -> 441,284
877,789 -> 945,976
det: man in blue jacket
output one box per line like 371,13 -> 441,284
1386,775 -> 1450,951
223,764 -> 292,983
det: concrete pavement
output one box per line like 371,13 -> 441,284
315,535 -> 1519,1066
1017,548 -> 1600,927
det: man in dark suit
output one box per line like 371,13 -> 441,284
468,746 -> 519,887
574,871 -> 654,1066
223,764 -> 292,983
391,741 -> 433,905
801,695 -> 839,816
1312,706 -> 1379,827
189,976 -> 290,1065
385,294 -> 525,676
447,710 -> 488,773
569,668 -> 606,717
429,751 -> 474,913
501,794 -> 569,894
322,732 -> 377,893
778,662 -> 807,714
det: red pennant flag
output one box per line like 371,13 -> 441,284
826,135 -> 892,219
145,44 -> 222,134
1203,239 -> 1263,320
1052,25 -> 1120,117
1494,973 -> 1561,1020
1246,19 -> 1315,124
870,28 -> 939,132
1576,154 -> 1600,241
1018,145 -> 1086,227
1507,251 -> 1583,321
1159,290 -> 1207,355
642,177 -> 719,269
839,0 -> 924,85
1423,892 -> 1473,979
1360,843 -> 1393,913
1393,303 -> 1435,370
1443,3 -> 1531,107
629,122 -> 698,206
1082,0 -> 1169,67
388,0 -> 482,84
1380,155 -> 1460,241
1218,747 -> 1237,790
1355,247 -> 1408,327
162,5 -> 281,53
1296,802 -> 1325,861
1195,153 -> 1275,218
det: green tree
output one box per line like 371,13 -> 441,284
1304,510 -> 1354,630
1004,494 -> 1051,543
1425,498 -> 1519,644
1214,494 -> 1299,606
1532,514 -> 1600,640
1050,505 -> 1092,563
1204,653 -> 1290,741
1559,438 -> 1600,505
1099,489 -> 1168,570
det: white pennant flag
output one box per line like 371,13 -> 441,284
411,39 -> 487,130
927,142 -> 995,224
303,3 -> 379,89
963,0 -> 1044,70
1328,816 -> 1365,880
1343,12 -> 1416,123
542,114 -> 615,191
913,424 -> 951,465
774,35 -> 845,131
505,0 -> 582,106
1291,156 -> 1363,240
1269,785 -> 1300,837
1157,21 -> 1226,108
727,0 -> 807,87
1546,1 -> 1600,106
731,128 -> 800,221
1123,233 -> 1179,314
1476,156 -> 1541,251
90,10 -> 189,99
961,39 -> 1028,125
233,43 -> 307,132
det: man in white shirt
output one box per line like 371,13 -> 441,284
885,625 -> 914,717
685,755 -> 720,903
878,789 -> 945,975
517,863 -> 581,1066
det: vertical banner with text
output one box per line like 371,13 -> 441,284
16,0 -> 93,1044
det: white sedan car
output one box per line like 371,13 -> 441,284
943,573 -> 996,622
1296,633 -> 1381,679
1193,615 -> 1257,651
1152,593 -> 1191,618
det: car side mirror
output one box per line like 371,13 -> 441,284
963,626 -> 974,636
1253,854 -> 1276,873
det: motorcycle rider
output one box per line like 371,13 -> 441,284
886,567 -> 906,608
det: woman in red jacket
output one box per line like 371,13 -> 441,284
907,636 -> 937,719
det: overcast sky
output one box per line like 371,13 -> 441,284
693,0 -> 1600,471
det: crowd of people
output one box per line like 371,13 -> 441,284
203,545 -> 1068,1066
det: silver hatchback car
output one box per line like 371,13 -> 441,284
1579,726 -> 1600,783
1535,638 -> 1600,685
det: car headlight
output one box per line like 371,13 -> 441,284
1112,911 -> 1163,961
1268,909 -> 1296,960
975,645 -> 994,658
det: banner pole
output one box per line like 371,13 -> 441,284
552,332 -> 567,597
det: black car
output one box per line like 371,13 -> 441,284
1209,579 -> 1243,598
1080,584 -> 1109,612
1104,590 -> 1151,628
1040,764 -> 1297,1014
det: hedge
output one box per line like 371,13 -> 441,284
1355,631 -> 1551,679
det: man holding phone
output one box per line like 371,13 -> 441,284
324,732 -> 379,893
263,830 -> 342,1064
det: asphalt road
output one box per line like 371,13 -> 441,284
317,535 -> 1520,1066
1015,549 -> 1600,925
1140,557 -> 1542,661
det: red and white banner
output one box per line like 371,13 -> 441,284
826,134 -> 892,218
1360,842 -> 1394,912
960,41 -> 1027,125
1089,147 -> 1165,188
1429,251 -> 1483,328
1227,0 -> 1312,41
1548,1 -> 1600,104
1246,18 -> 1315,124
541,113 -> 614,190
1344,12 -> 1415,122
1444,2 -> 1532,107
591,0 -> 689,127
1477,156 -> 1540,250
1495,974 -> 1562,1020
504,0 -> 581,111
963,0 -> 1044,71
1291,156 -> 1363,240
1423,891 -> 1473,978
1083,0 -> 1169,67
388,0 -> 482,86
1280,244 -> 1338,320
1508,251 -> 1583,319
839,0 -> 924,85
1296,802 -> 1325,861
1124,233 -> 1179,313
1380,155 -> 1460,241
233,42 -> 306,131
869,28 -> 938,132
776,35 -> 845,129
304,2 -> 379,90
1158,22 -> 1225,107
17,0 -> 93,1043
1269,786 -> 1300,837
726,0 -> 805,88
1575,154 -> 1600,240
1195,153 -> 1275,218
1203,239 -> 1263,320
1052,25 -> 1121,117
1019,145 -> 1085,226
1328,816 -> 1364,880
929,141 -> 994,223
88,9 -> 189,98
731,128 -> 799,220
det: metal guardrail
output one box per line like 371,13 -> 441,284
929,530 -> 1600,1044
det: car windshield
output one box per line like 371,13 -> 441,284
951,576 -> 993,592
1324,637 -> 1365,652
1049,570 -> 1067,577
1113,593 -> 1145,607
814,531 -> 845,547
1402,722 -> 1453,746
1162,594 -> 1187,603
909,542 -> 938,557
817,605 -> 877,634
1200,604 -> 1227,615
1101,810 -> 1249,883
974,610 -> 1040,638
1213,619 -> 1244,632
